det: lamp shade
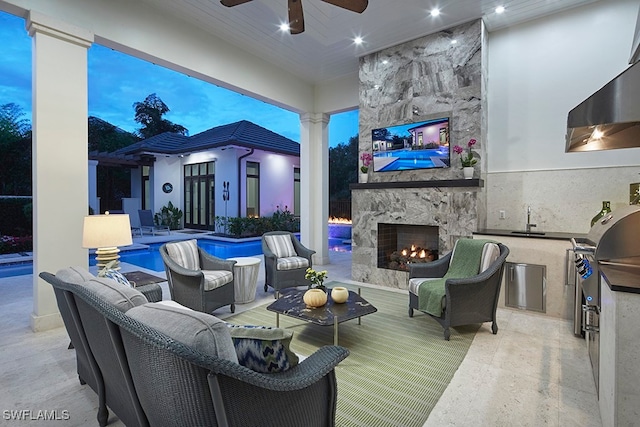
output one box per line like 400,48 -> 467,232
82,213 -> 133,249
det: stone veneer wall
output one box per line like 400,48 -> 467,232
353,20 -> 486,288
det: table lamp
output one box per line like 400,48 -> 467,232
82,212 -> 133,271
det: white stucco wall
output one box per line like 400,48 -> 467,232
486,0 -> 640,232
488,0 -> 640,172
150,148 -> 299,223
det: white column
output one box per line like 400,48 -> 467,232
28,12 -> 93,331
299,113 -> 330,265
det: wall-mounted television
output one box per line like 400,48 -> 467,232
372,117 -> 450,172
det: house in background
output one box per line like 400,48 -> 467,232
92,120 -> 301,230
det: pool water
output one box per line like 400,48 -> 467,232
0,237 -> 351,278
375,148 -> 449,171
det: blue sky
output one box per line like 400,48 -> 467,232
0,12 -> 358,147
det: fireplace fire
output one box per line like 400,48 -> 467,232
388,244 -> 437,271
377,223 -> 439,271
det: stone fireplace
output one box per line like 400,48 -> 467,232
352,19 -> 487,290
351,180 -> 485,289
377,223 -> 438,271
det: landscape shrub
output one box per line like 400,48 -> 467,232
214,206 -> 299,238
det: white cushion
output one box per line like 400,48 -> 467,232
202,270 -> 234,291
265,234 -> 297,258
276,256 -> 309,271
166,239 -> 200,270
480,243 -> 500,272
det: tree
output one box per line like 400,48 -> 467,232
88,116 -> 139,153
0,103 -> 31,195
328,134 -> 358,201
88,116 -> 139,211
133,93 -> 188,138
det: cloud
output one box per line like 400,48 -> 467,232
1,11 -> 355,146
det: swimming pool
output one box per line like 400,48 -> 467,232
0,237 -> 351,278
374,148 -> 449,171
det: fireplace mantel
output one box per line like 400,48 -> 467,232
350,179 -> 483,190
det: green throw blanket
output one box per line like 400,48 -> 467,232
418,239 -> 496,317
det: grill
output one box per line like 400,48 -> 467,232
570,204 -> 640,393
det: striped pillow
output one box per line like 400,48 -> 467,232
265,234 -> 297,258
166,239 -> 200,270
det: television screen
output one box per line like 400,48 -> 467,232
371,117 -> 450,172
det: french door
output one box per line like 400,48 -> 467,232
184,162 -> 215,230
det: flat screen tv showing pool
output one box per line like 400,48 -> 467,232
371,117 -> 450,172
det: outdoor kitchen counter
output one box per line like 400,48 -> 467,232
473,231 -> 580,320
599,258 -> 640,294
474,229 -> 588,241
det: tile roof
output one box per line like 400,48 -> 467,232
114,120 -> 299,157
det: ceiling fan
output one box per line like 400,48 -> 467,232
220,0 -> 368,34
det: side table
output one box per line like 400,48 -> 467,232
228,257 -> 261,303
136,283 -> 163,303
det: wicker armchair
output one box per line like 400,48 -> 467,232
262,231 -> 316,296
160,239 -> 236,314
41,271 -> 350,427
408,241 -> 510,340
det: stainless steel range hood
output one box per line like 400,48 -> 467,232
565,60 -> 640,152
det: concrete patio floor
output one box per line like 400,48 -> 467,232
0,245 -> 600,426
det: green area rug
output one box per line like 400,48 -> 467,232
227,282 -> 479,427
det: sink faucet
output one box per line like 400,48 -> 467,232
526,206 -> 537,232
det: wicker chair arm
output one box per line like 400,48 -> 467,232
261,238 -> 277,261
163,255 -> 204,280
408,251 -> 451,279
291,238 -> 316,260
200,250 -> 236,272
205,345 -> 349,391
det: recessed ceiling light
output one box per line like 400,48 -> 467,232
279,23 -> 290,32
430,8 -> 440,17
495,6 -> 505,14
354,36 -> 364,45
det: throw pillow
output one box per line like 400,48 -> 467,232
165,239 -> 200,270
225,323 -> 299,373
98,268 -> 133,288
127,302 -> 238,363
264,234 -> 297,258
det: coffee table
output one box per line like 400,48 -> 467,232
266,287 -> 377,345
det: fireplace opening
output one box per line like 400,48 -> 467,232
377,223 -> 439,271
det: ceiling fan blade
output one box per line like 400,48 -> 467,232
288,0 -> 305,34
321,0 -> 368,13
220,0 -> 253,7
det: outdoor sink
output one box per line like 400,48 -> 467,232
511,230 -> 546,236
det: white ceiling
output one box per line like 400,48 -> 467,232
139,0 -> 599,84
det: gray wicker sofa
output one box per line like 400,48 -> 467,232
40,270 -> 349,427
